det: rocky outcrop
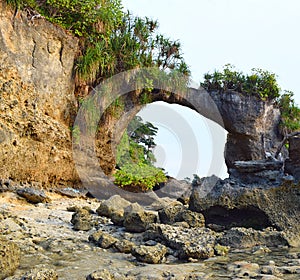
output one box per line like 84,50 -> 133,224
209,91 -> 282,168
132,244 -> 167,264
189,176 -> 300,247
285,135 -> 300,181
0,2 -> 79,186
0,238 -> 20,280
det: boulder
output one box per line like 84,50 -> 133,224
189,177 -> 300,246
96,195 -> 131,225
0,238 -> 20,280
86,269 -> 115,280
21,268 -> 58,280
71,208 -> 93,231
16,187 -> 50,204
114,240 -> 135,254
158,201 -> 185,224
123,203 -> 157,233
132,244 -> 167,264
89,230 -> 118,249
144,224 -> 217,260
181,210 -> 205,228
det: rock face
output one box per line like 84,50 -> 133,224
209,91 -> 282,168
189,177 -> 300,247
285,135 -> 300,181
0,238 -> 20,280
0,3 -> 79,186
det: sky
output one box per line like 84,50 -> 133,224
122,0 -> 300,180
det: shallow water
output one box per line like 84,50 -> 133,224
13,246 -> 300,279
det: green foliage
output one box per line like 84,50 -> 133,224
116,116 -> 158,167
6,0 -> 190,90
114,162 -> 167,191
201,64 -> 280,100
277,90 -> 300,134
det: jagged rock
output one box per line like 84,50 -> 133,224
144,224 -> 217,260
86,269 -> 115,280
21,268 -> 58,280
230,159 -> 284,185
16,187 -> 50,204
123,203 -> 157,233
158,201 -> 185,224
114,240 -> 135,254
132,244 -> 167,264
71,208 -> 93,231
285,135 -> 300,181
96,195 -> 131,225
0,238 -> 20,280
189,177 -> 300,246
89,230 -> 118,249
181,210 -> 205,228
218,227 -> 289,248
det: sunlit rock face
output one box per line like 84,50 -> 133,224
0,3 -> 80,186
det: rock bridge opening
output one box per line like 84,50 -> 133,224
94,87 -> 282,180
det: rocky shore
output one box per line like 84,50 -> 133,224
1,180 -> 300,280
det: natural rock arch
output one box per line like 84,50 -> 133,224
93,86 -> 282,177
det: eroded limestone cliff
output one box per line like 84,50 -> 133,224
0,2 -> 79,186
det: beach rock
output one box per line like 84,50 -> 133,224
71,208 -> 93,231
132,244 -> 167,264
86,269 -> 115,280
181,210 -> 205,228
219,227 -> 289,248
21,268 -> 58,280
158,201 -> 185,224
114,239 -> 135,254
189,177 -> 300,246
144,224 -> 217,260
0,238 -> 20,280
16,187 -> 50,204
89,230 -> 118,249
96,195 -> 131,225
123,203 -> 157,233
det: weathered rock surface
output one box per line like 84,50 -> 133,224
86,269 -> 115,280
144,224 -> 218,260
132,244 -> 167,264
71,208 -> 93,231
219,227 -> 289,248
0,238 -> 20,280
0,3 -> 79,186
20,268 -> 58,280
89,230 -> 118,249
96,195 -> 131,225
285,135 -> 300,182
123,203 -> 157,233
189,176 -> 300,246
16,187 -> 50,204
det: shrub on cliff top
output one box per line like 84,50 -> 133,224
201,64 -> 280,100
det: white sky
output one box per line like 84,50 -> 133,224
122,0 -> 300,179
